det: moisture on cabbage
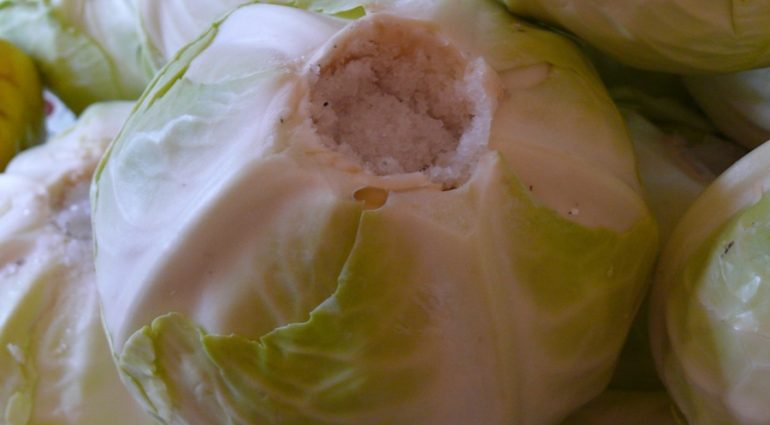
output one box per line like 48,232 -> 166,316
92,1 -> 658,424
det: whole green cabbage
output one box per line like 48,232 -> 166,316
92,1 -> 658,423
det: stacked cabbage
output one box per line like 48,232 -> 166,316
489,2 -> 770,423
5,0 -> 770,424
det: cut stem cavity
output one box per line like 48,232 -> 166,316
309,14 -> 497,189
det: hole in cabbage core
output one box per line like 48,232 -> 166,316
353,186 -> 389,209
309,15 -> 491,189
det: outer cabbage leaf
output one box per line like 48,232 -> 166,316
0,0 -> 155,113
133,0 -> 248,67
498,0 -> 770,74
0,102 -> 157,425
651,140 -> 770,425
134,0 -> 366,69
92,1 -> 658,424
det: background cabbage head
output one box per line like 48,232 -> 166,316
651,139 -> 770,425
0,0 -> 155,113
0,102 -> 156,425
498,0 -> 770,74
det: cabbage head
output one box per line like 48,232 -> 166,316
92,1 -> 659,424
0,102 -> 157,425
498,0 -> 770,74
0,0 -> 155,113
651,139 -> 770,425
